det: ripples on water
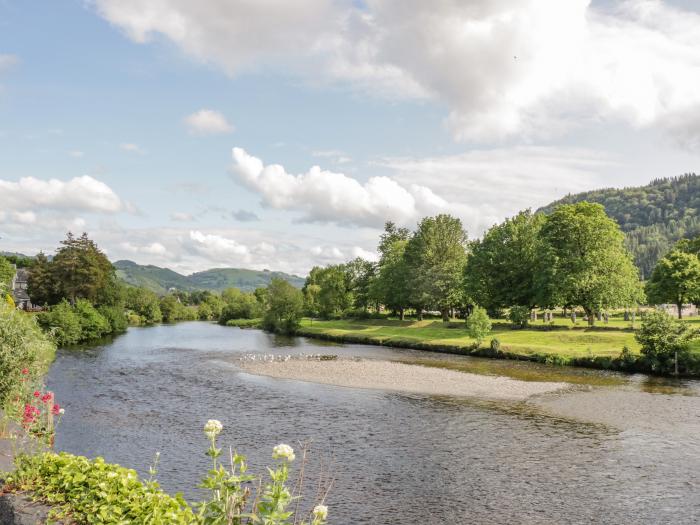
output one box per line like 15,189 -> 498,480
47,322 -> 700,524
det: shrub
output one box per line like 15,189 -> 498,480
74,299 -> 111,340
5,452 -> 196,524
508,306 -> 530,328
636,310 -> 698,374
37,300 -> 83,346
98,305 -> 128,333
490,338 -> 501,352
0,304 -> 55,407
466,306 -> 492,345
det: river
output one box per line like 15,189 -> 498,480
47,322 -> 700,524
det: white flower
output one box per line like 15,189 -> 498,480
313,504 -> 328,520
58,408 -> 65,415
204,419 -> 223,438
272,443 -> 295,462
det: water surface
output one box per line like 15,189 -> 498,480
48,322 -> 700,524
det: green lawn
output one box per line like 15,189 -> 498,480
298,318 -> 641,359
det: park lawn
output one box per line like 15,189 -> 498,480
298,318 -> 641,359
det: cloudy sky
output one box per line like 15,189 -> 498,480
1,0 -> 699,275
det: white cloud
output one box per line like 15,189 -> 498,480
95,0 -> 700,146
184,109 -> 234,135
377,146 -> 613,235
120,241 -> 168,256
68,150 -> 85,158
120,142 -> 145,154
187,230 -> 250,264
0,175 -> 123,214
312,150 -> 352,164
0,54 -> 19,71
170,212 -> 194,222
229,147 -> 449,227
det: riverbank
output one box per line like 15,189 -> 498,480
294,318 -> 700,376
239,358 -> 568,400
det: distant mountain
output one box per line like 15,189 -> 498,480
539,174 -> 700,278
114,260 -> 305,294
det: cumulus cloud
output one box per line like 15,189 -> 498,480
187,230 -> 250,263
0,54 -> 19,70
120,142 -> 145,154
230,147 -> 449,227
184,109 -> 234,135
94,0 -> 700,146
120,241 -> 168,256
0,175 -> 123,214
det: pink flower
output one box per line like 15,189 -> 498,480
21,368 -> 29,375
52,404 -> 61,415
33,391 -> 40,398
41,393 -> 53,403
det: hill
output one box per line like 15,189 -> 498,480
114,260 -> 305,294
539,173 -> 700,278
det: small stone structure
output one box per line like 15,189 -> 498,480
10,268 -> 33,310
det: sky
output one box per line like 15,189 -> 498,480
1,0 -> 700,276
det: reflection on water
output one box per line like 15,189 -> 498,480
48,322 -> 700,525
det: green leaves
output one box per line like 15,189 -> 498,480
645,249 -> 700,318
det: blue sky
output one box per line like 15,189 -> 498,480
1,0 -> 699,275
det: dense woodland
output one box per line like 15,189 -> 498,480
540,174 -> 700,278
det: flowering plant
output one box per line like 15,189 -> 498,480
197,420 -> 330,525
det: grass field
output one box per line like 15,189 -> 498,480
298,317 -> 700,360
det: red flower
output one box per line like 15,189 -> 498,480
33,391 -> 40,398
41,393 -> 53,403
21,368 -> 29,375
52,404 -> 61,415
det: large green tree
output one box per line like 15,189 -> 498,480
464,210 -> 544,311
404,214 -> 468,321
51,232 -> 117,305
645,250 -> 700,319
263,278 -> 304,334
0,256 -> 15,292
538,202 -> 643,325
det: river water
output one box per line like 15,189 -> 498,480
47,322 -> 700,524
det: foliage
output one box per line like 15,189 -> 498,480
27,252 -> 57,306
540,173 -> 700,278
160,295 -> 198,323
37,300 -> 83,346
124,286 -> 162,324
49,232 -> 117,305
304,265 -> 354,319
465,210 -> 544,311
508,306 -> 531,328
403,214 -> 468,320
635,310 -> 698,374
371,223 -> 411,318
645,250 -> 700,318
98,305 -> 129,333
5,452 -> 196,524
0,303 -> 55,407
0,255 -> 15,291
263,278 -> 304,334
74,299 -> 111,340
219,288 -> 263,323
537,202 -> 643,325
465,306 -> 492,344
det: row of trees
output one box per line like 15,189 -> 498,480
302,203 -> 647,326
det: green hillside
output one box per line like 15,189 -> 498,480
114,260 -> 305,294
539,174 -> 700,278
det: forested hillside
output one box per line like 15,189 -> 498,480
114,260 -> 304,293
540,174 -> 700,278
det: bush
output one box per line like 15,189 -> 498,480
466,306 -> 492,344
0,304 -> 55,407
98,305 -> 128,333
490,338 -> 501,352
636,310 -> 698,374
6,452 -> 195,524
37,300 -> 83,346
262,278 -> 304,334
74,299 -> 111,340
508,306 -> 530,328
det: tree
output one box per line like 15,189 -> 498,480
344,257 -> 377,312
636,310 -> 698,375
263,278 -> 304,334
372,223 -> 411,319
0,256 -> 14,291
27,252 -> 58,306
538,203 -> 643,325
304,265 -> 353,319
51,232 -> 117,304
466,306 -> 492,344
404,214 -> 468,321
645,250 -> 700,318
464,210 -> 544,311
